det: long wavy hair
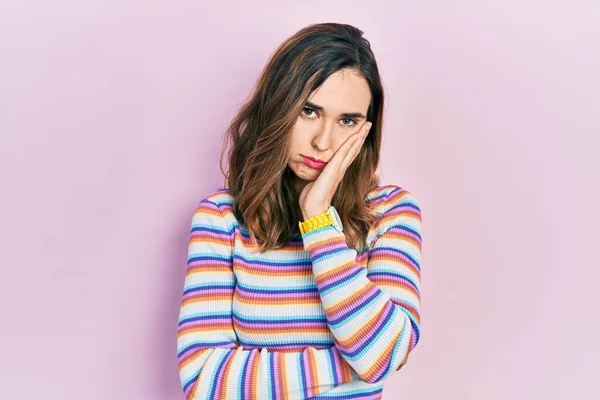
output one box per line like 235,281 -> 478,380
219,22 -> 385,252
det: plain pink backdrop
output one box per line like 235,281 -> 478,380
1,1 -> 598,399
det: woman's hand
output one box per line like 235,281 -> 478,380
299,121 -> 372,220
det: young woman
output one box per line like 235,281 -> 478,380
176,22 -> 423,400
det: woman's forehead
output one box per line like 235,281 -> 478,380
307,71 -> 371,116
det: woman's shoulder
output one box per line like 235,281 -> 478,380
198,187 -> 234,208
366,184 -> 402,201
193,188 -> 236,231
366,184 -> 422,243
366,184 -> 420,211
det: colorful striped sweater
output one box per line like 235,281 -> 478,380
176,185 -> 422,399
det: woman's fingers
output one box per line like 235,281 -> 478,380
301,120 -> 372,212
327,126 -> 362,169
341,121 -> 371,170
320,120 -> 371,187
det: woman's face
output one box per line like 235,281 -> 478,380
287,68 -> 372,195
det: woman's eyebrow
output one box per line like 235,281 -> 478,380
305,101 -> 366,119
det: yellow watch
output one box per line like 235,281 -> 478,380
298,205 -> 344,234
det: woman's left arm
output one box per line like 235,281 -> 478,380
300,186 -> 422,384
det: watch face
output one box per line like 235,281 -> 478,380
329,206 -> 344,232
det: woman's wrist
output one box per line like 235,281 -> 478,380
301,203 -> 331,221
301,207 -> 328,221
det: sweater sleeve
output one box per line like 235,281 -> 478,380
177,197 -> 363,400
299,187 -> 422,384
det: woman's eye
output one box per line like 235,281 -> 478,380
302,107 -> 317,118
341,118 -> 357,127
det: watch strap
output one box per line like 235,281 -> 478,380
298,207 -> 334,234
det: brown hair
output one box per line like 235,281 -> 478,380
219,22 -> 385,252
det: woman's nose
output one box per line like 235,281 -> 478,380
311,121 -> 335,151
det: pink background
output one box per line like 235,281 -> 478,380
1,1 -> 598,399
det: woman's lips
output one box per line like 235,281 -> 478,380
302,156 -> 327,169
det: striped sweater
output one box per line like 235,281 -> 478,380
176,185 -> 422,399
